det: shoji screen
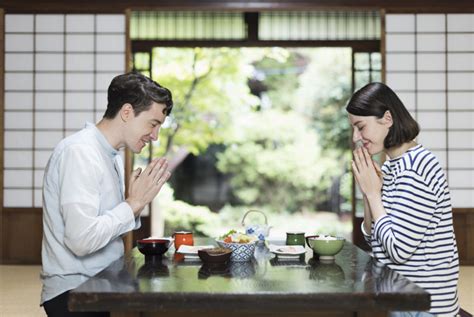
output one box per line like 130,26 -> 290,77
4,14 -> 126,208
385,13 -> 473,208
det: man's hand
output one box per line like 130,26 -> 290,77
126,157 -> 171,217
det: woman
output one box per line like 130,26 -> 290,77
347,82 -> 459,316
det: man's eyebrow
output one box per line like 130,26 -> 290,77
151,119 -> 163,125
352,120 -> 362,126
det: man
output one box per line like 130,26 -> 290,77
40,72 -> 173,316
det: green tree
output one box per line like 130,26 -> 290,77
216,109 -> 341,212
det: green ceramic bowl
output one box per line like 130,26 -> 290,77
307,236 -> 345,261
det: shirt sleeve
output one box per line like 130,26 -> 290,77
361,221 -> 372,245
372,169 -> 439,264
58,145 -> 136,257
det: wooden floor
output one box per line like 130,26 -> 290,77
0,265 -> 473,316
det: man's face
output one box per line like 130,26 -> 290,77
124,102 -> 167,153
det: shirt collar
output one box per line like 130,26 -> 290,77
85,122 -> 119,158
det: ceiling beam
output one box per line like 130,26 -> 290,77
1,0 -> 473,13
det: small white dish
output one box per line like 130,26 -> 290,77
177,245 -> 214,258
268,245 -> 306,258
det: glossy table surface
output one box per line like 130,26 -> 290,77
69,239 -> 430,315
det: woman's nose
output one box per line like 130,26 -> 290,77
352,129 -> 361,143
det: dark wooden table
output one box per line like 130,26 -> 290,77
69,239 -> 430,317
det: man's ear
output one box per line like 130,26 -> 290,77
383,110 -> 393,128
119,103 -> 134,122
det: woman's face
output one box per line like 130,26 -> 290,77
349,112 -> 392,155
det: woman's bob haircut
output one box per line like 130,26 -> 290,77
346,82 -> 419,149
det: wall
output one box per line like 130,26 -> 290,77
2,13 -> 126,263
385,13 -> 474,264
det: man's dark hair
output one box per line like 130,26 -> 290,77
346,82 -> 419,149
103,72 -> 173,119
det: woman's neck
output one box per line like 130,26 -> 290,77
385,140 -> 418,159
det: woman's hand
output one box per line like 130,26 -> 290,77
352,146 -> 383,199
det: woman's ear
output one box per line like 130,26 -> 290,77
383,110 -> 393,128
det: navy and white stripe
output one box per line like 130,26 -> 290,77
363,145 -> 459,316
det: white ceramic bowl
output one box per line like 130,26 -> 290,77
216,240 -> 257,262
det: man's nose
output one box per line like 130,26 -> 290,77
150,126 -> 160,141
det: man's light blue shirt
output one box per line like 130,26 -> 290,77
41,122 -> 140,304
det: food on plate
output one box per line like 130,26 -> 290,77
219,229 -> 256,244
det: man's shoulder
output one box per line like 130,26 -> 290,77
51,127 -> 99,160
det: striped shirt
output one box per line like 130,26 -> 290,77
363,144 -> 459,316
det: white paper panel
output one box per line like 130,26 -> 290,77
35,151 -> 52,169
448,92 -> 474,110
34,190 -> 43,207
35,34 -> 64,52
417,131 -> 446,149
66,73 -> 94,91
417,54 -> 445,71
96,54 -> 125,71
448,131 -> 474,149
4,189 -> 32,207
448,170 -> 474,188
5,14 -> 33,32
417,14 -> 445,32
5,73 -> 33,91
66,34 -> 94,52
36,14 -> 64,33
417,111 -> 446,130
448,34 -> 474,52
447,14 -> 474,32
430,150 -> 447,169
35,92 -> 64,110
36,73 -> 64,91
4,150 -> 33,168
95,92 -> 108,107
397,92 -> 416,111
5,111 -> 33,129
5,34 -> 34,52
386,34 -> 415,52
97,15 -> 125,32
4,131 -> 33,149
385,14 -> 415,33
386,53 -> 415,71
417,73 -> 446,91
35,169 -> 45,187
449,151 -> 474,169
66,15 -> 94,33
65,112 -> 94,130
417,34 -> 446,52
95,111 -> 105,122
35,112 -> 64,129
5,92 -> 33,110
448,73 -> 474,91
35,131 -> 64,148
451,189 -> 473,208
96,73 -> 120,91
448,53 -> 474,71
417,92 -> 445,111
65,93 -> 94,110
36,53 -> 64,71
5,53 -> 34,71
66,53 -> 94,71
96,34 -> 125,52
4,170 -> 32,188
448,112 -> 474,130
386,73 -> 415,91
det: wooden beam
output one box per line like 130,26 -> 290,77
1,0 -> 473,13
132,39 -> 381,51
